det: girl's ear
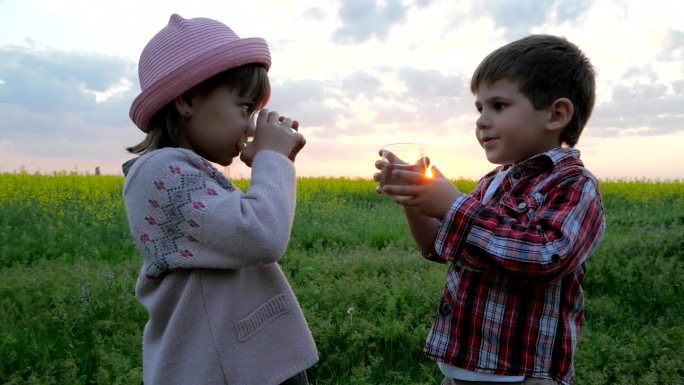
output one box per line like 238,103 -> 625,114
174,95 -> 193,117
546,98 -> 573,133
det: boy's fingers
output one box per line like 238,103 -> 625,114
391,169 -> 425,184
431,165 -> 446,179
381,183 -> 420,197
382,150 -> 400,164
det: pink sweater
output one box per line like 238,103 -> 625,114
123,148 -> 318,385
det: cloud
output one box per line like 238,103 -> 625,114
303,6 -> 328,21
267,77 -> 352,132
389,67 -> 470,125
553,0 -> 593,24
0,45 -> 139,159
474,0 -> 592,40
590,82 -> 684,136
659,29 -> 684,62
332,0 -> 419,44
0,46 -> 137,115
589,63 -> 684,137
267,66 -> 471,139
340,70 -> 385,99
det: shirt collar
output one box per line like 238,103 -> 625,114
515,147 -> 581,172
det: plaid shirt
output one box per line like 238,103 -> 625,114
423,148 -> 605,385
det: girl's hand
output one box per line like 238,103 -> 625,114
283,117 -> 306,162
240,109 -> 305,167
380,165 -> 462,219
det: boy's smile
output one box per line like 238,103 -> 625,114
474,79 -> 559,165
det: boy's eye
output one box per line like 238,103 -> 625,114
493,102 -> 506,111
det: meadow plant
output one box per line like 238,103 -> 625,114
0,174 -> 682,384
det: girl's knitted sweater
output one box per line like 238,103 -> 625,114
123,148 -> 318,385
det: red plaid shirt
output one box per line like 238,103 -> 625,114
423,148 -> 605,385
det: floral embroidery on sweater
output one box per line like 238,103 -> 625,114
137,162 -> 234,278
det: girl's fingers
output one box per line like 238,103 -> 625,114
267,110 -> 280,123
288,133 -> 307,161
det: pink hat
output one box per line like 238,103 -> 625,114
130,14 -> 271,132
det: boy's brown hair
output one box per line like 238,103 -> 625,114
470,34 -> 595,147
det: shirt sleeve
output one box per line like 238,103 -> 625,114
433,172 -> 605,283
124,149 -> 297,278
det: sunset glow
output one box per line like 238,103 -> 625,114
1,0 -> 682,180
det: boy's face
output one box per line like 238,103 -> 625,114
474,79 -> 559,165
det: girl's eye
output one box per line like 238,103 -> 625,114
242,104 -> 255,115
494,102 -> 506,111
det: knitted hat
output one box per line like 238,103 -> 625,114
130,14 -> 271,132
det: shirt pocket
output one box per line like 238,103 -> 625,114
498,193 -> 541,224
438,262 -> 482,316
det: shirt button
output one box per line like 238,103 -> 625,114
440,302 -> 451,315
518,202 -> 527,210
513,172 -> 522,179
552,254 -> 560,263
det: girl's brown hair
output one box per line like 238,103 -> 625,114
126,63 -> 271,154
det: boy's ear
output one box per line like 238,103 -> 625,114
546,98 -> 574,133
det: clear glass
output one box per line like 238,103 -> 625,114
380,142 -> 427,186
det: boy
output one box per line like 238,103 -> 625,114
375,34 -> 606,385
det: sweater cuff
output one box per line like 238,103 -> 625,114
251,150 -> 296,181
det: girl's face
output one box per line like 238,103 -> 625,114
179,85 -> 257,166
474,78 -> 557,165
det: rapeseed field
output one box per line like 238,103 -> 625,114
0,173 -> 682,384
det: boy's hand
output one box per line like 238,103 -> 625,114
240,109 -> 305,167
379,165 -> 462,219
373,148 -> 428,187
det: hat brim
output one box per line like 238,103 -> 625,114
130,38 -> 270,132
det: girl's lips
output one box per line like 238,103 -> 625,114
237,140 -> 252,153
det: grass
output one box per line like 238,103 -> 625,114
0,173 -> 682,384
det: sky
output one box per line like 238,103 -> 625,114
1,0 -> 682,180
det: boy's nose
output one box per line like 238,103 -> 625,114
476,114 -> 489,129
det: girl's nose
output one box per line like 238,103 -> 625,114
245,114 -> 256,138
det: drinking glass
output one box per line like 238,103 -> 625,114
380,142 -> 427,186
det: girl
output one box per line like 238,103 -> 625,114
123,14 -> 317,385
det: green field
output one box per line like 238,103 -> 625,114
1,173 -> 683,384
